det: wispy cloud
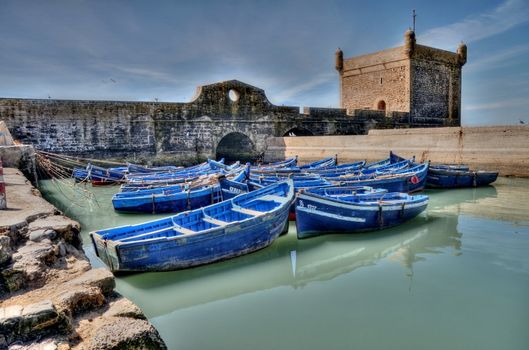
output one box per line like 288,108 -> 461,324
464,97 -> 529,111
466,44 -> 529,72
419,0 -> 529,49
272,73 -> 336,102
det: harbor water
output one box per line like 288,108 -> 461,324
40,178 -> 529,350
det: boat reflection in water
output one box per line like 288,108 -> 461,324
117,211 -> 462,318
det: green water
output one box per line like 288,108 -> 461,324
39,178 -> 529,350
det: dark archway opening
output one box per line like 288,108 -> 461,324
377,100 -> 386,111
216,132 -> 258,164
283,127 -> 314,137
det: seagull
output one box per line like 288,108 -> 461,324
110,78 -> 116,83
520,119 -> 526,124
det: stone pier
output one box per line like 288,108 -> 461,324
0,169 -> 167,349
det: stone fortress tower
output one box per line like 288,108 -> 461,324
335,29 -> 467,125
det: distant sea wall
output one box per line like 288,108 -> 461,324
264,126 -> 529,177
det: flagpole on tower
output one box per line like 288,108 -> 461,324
412,9 -> 416,32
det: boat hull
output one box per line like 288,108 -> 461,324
91,180 -> 294,272
112,186 -> 221,213
426,170 -> 498,188
295,193 -> 428,239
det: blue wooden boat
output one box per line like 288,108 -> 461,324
112,168 -> 249,213
250,156 -> 337,176
90,180 -> 294,272
295,188 -> 429,239
218,176 -> 249,199
251,157 -> 298,170
324,159 -> 411,179
429,164 -> 470,171
73,167 -> 89,182
364,157 -> 391,169
335,162 -> 429,193
426,168 -> 498,188
298,156 -> 337,169
112,185 -> 222,213
88,164 -> 127,186
127,163 -> 182,174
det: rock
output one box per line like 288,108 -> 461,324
104,298 -> 146,320
1,305 -> 24,331
0,300 -> 69,345
29,229 -> 57,242
8,338 -> 59,350
57,242 -> 66,257
10,240 -> 57,286
28,216 -> 81,249
1,268 -> 26,293
67,269 -> 115,296
0,235 -> 12,265
87,318 -> 167,350
54,286 -> 105,316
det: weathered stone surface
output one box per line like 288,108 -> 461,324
0,300 -> 69,344
86,318 -> 167,350
8,338 -> 61,350
103,298 -> 146,320
0,170 -> 166,349
0,169 -> 57,231
0,235 -> 12,265
0,77 -> 447,165
54,286 -> 105,316
29,229 -> 57,242
28,216 -> 81,249
265,125 -> 529,177
11,240 -> 57,283
67,269 -> 115,296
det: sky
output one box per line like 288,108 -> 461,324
0,0 -> 528,125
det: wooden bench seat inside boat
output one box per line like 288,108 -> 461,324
173,226 -> 197,235
258,194 -> 289,204
203,216 -> 229,226
232,206 -> 264,216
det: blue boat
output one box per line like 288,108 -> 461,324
73,167 -> 89,182
429,164 -> 470,171
252,157 -> 298,170
335,162 -> 429,193
426,168 -> 498,188
88,164 -> 127,185
250,156 -> 337,176
127,163 -> 182,174
218,176 -> 250,200
295,188 -> 429,239
112,168 -> 249,213
90,180 -> 294,272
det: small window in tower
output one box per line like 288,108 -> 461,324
377,100 -> 386,111
380,78 -> 383,85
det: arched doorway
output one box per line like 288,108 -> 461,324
216,132 -> 258,164
377,100 -> 386,111
283,127 -> 314,137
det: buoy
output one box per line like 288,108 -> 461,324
409,175 -> 419,185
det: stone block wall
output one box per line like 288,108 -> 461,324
410,45 -> 462,123
341,47 -> 410,113
1,80 -> 391,164
264,126 -> 529,177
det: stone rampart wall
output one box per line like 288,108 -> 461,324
264,126 -> 529,177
